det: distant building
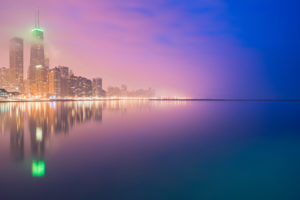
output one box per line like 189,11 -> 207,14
0,67 -> 10,91
0,89 -> 20,98
57,66 -> 69,78
57,66 -> 70,97
120,84 -> 127,96
44,55 -> 49,69
69,75 -> 92,97
9,37 -> 23,92
24,80 -> 31,95
48,66 -> 93,98
35,65 -> 48,97
0,89 -> 9,98
106,86 -> 155,97
92,78 -> 105,97
106,86 -> 121,97
48,68 -> 61,97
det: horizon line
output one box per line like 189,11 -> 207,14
1,98 -> 300,103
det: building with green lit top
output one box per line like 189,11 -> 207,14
28,14 -> 47,96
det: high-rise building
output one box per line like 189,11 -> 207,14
24,80 -> 31,95
44,55 -> 49,69
35,65 -> 48,97
120,84 -> 127,96
0,67 -> 10,90
0,89 -> 9,98
9,37 -> 23,92
92,78 -> 105,97
48,68 -> 61,97
57,66 -> 69,97
69,75 -> 92,97
57,66 -> 69,77
28,12 -> 47,96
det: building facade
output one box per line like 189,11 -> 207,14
57,66 -> 70,97
9,37 -> 23,92
92,78 -> 105,97
48,68 -> 61,97
0,67 -> 10,91
28,24 -> 47,96
69,75 -> 92,97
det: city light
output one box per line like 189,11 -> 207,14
36,127 -> 43,142
31,28 -> 44,32
32,160 -> 45,177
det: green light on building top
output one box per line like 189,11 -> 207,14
32,28 -> 44,32
32,160 -> 45,177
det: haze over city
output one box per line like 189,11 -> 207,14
1,1 -> 300,200
0,0 -> 298,98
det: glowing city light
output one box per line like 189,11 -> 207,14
36,127 -> 43,141
31,28 -> 44,32
32,160 -> 45,177
35,65 -> 42,69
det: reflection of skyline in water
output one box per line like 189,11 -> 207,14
0,101 -> 299,199
0,101 -> 106,177
0,100 -> 186,177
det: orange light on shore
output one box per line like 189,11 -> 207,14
0,96 -> 191,102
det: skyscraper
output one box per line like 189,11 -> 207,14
9,37 -> 23,92
44,54 -> 49,69
48,67 -> 61,97
28,11 -> 47,96
69,75 -> 92,97
47,66 -> 71,98
92,78 -> 105,97
57,66 -> 70,97
0,67 -> 10,91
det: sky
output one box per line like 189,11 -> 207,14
0,0 -> 299,98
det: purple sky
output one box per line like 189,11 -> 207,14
1,0 -> 298,98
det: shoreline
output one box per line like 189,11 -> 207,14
1,98 -> 300,103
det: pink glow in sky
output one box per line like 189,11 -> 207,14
0,0 -> 266,98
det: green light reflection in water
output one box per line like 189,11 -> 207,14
32,160 -> 45,177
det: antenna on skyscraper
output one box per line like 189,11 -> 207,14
34,10 -> 36,28
38,8 -> 40,28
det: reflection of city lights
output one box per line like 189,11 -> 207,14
32,160 -> 45,177
50,101 -> 56,109
36,127 -> 43,141
0,105 -> 8,113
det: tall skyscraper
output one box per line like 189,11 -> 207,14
9,37 -> 23,92
28,11 -> 47,96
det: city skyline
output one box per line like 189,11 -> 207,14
1,11 -> 157,98
0,16 -> 106,98
0,11 -> 155,98
0,1 -> 299,199
0,0 -> 299,98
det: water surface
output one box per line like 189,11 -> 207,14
0,101 -> 299,200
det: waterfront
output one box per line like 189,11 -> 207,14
0,101 -> 299,199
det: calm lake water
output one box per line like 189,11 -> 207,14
0,101 -> 299,200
